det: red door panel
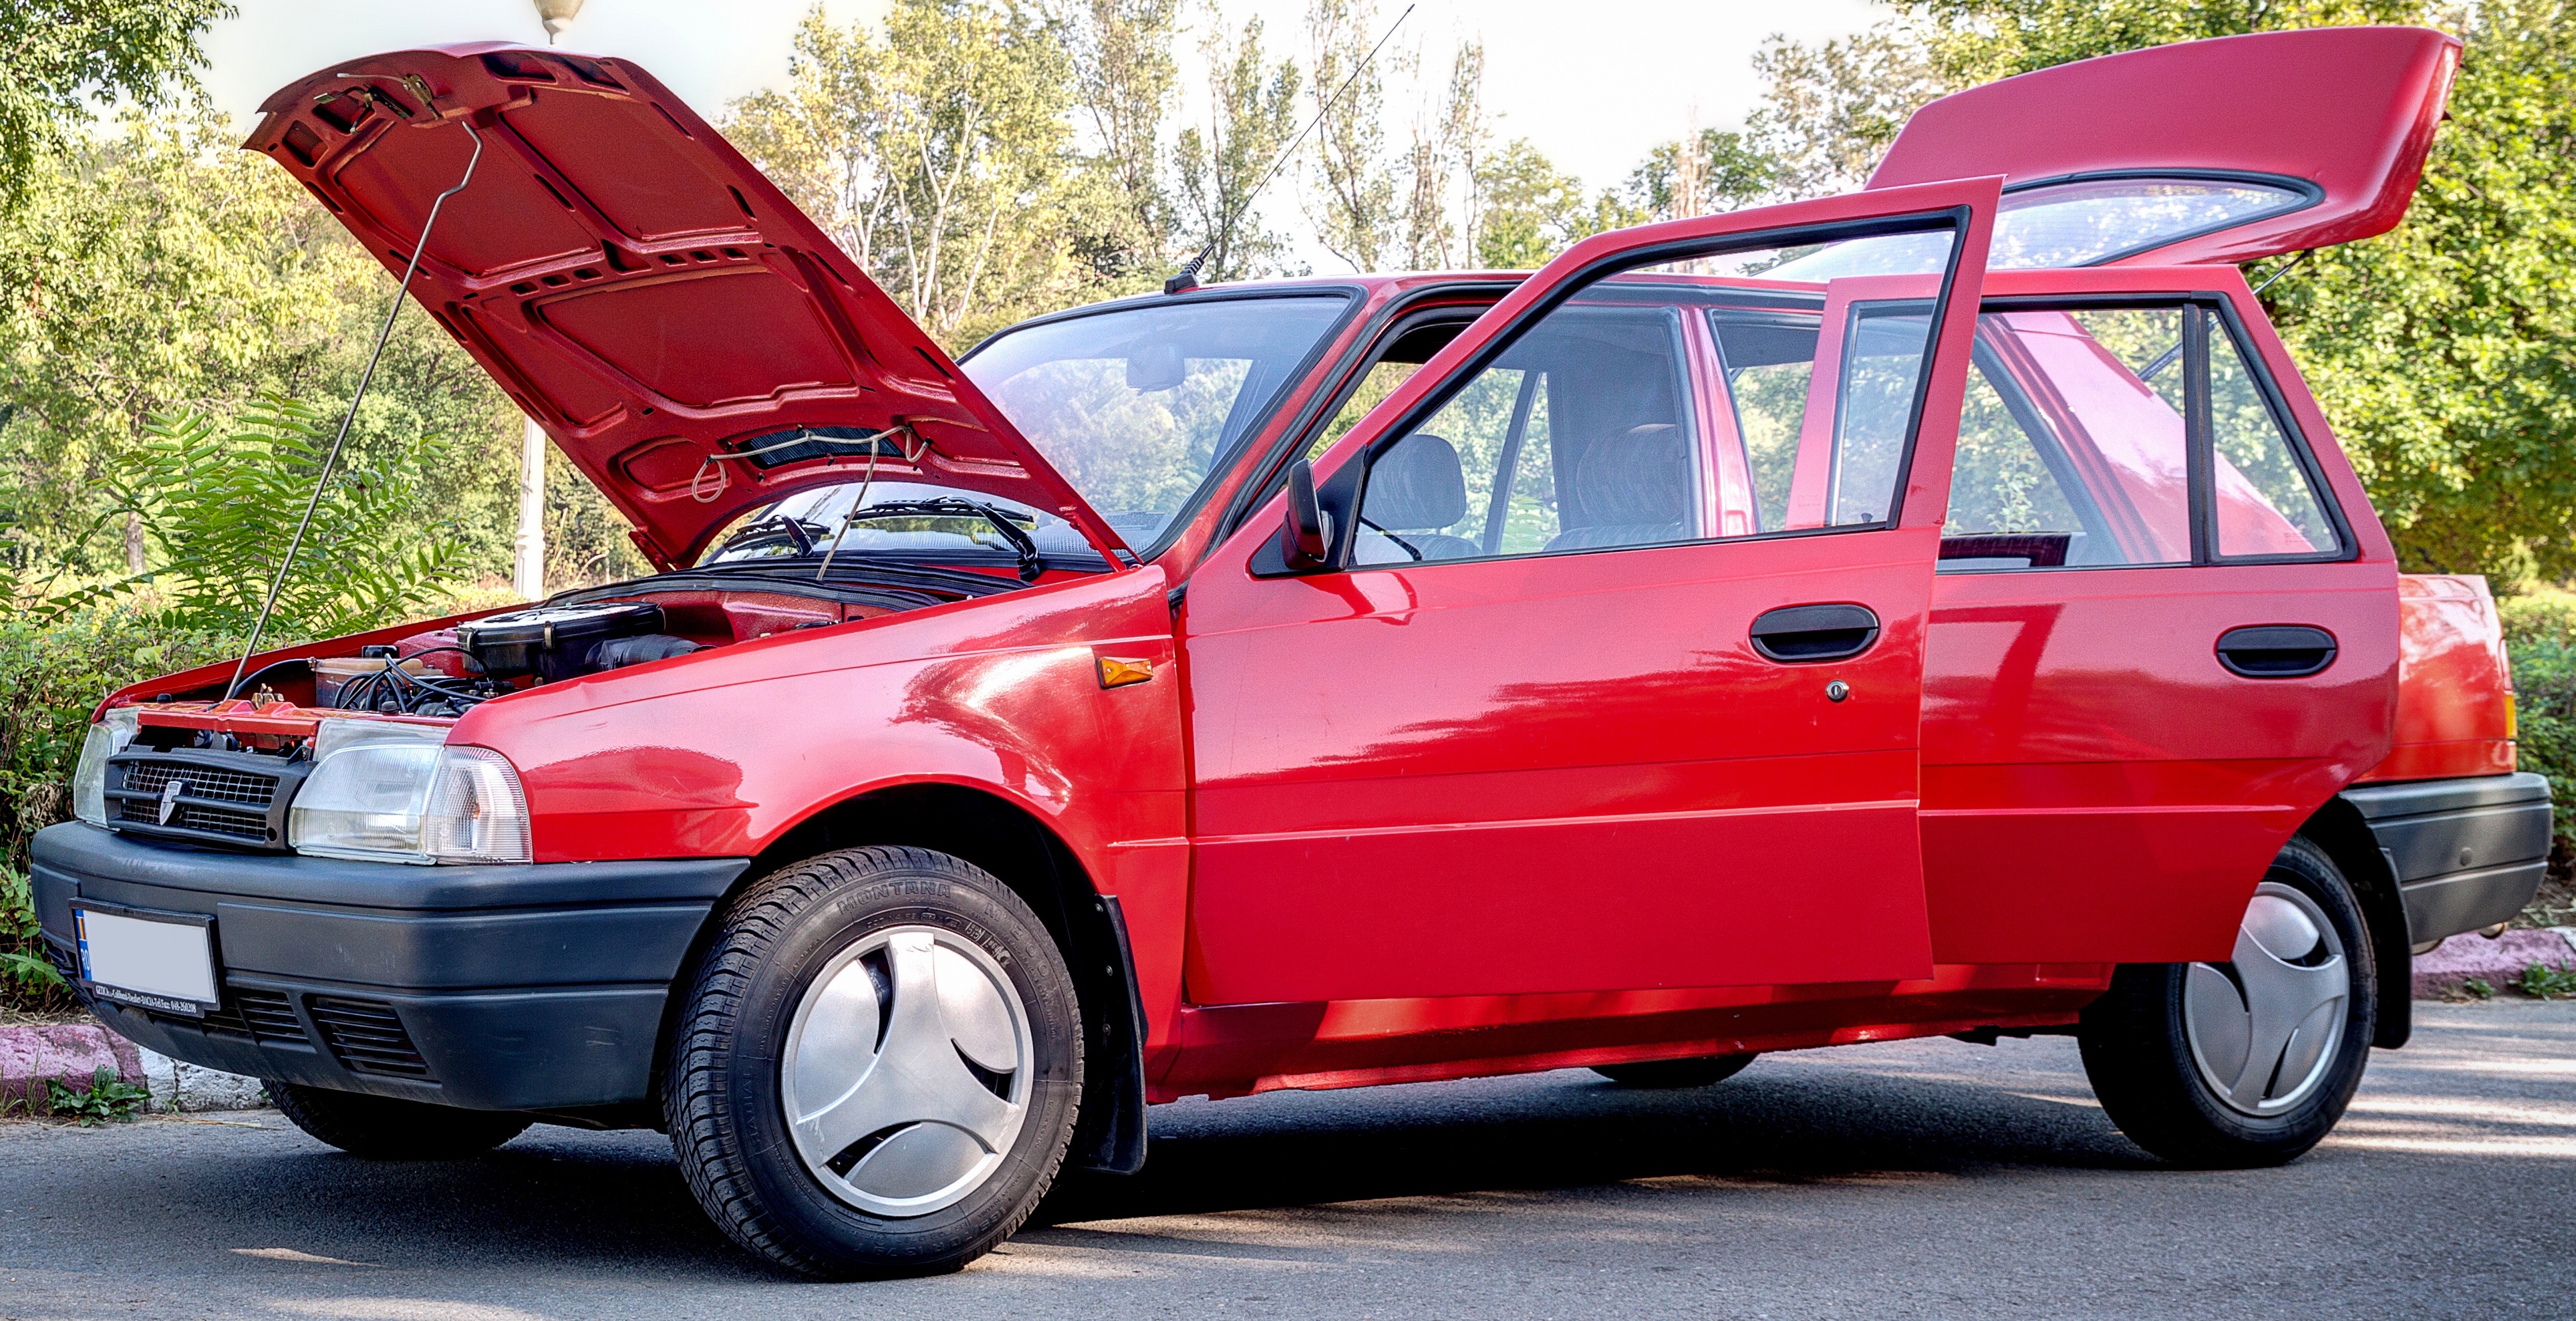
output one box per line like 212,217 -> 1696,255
1920,267 -> 2397,965
1178,181 -> 2001,1007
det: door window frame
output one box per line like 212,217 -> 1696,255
1264,206 -> 1985,577
1947,291 -> 2357,573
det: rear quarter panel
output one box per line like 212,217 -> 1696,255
2361,573 -> 2516,781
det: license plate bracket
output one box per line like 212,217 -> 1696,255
71,901 -> 221,1016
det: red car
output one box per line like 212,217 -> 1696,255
33,25 -> 2547,1278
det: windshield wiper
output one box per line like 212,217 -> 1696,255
711,514 -> 826,558
829,497 -> 1046,583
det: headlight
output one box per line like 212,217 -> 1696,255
71,707 -> 142,826
289,720 -> 532,864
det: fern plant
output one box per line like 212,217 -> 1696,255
66,394 -> 467,637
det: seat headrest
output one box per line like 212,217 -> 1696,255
1572,424 -> 1689,527
1364,433 -> 1469,531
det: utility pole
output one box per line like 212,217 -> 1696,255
513,0 -> 586,601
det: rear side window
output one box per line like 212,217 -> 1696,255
1941,301 -> 2342,571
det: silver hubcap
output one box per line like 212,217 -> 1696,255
2182,881 -> 2349,1117
782,926 -> 1032,1217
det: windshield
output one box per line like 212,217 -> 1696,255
959,295 -> 1352,553
1767,177 -> 2310,279
698,480 -> 1076,568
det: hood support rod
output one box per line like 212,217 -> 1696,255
225,106 -> 483,701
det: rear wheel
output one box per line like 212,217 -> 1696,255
269,1084 -> 531,1159
2079,835 -> 2375,1167
1592,1054 -> 1757,1088
664,847 -> 1083,1280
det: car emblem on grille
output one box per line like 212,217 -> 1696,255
158,778 -> 186,825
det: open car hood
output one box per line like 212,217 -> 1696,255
1870,26 -> 2460,266
247,44 -> 1125,569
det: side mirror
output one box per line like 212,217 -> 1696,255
1283,459 -> 1333,568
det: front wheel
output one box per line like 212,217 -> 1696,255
2078,835 -> 2376,1168
664,847 -> 1084,1280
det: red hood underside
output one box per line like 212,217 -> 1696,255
246,43 -> 1121,569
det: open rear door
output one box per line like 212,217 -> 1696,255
1870,26 -> 2460,267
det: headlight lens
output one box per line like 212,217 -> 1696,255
290,721 -> 532,864
71,707 -> 142,826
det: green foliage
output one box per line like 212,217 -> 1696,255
59,394 -> 466,637
0,0 -> 233,209
1622,128 -> 1777,221
2515,962 -> 2576,999
2462,976 -> 2495,999
0,865 -> 61,999
2503,588 -> 2576,851
0,603 -> 251,1013
44,1066 -> 146,1125
1173,15 -> 1303,282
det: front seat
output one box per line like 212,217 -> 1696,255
1354,433 -> 1481,564
1546,424 -> 1692,551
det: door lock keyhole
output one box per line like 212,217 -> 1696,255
1825,680 -> 1850,702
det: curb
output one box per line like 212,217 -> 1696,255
2412,927 -> 2576,999
0,1022 -> 265,1115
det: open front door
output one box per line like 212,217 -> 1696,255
1175,180 -> 1999,1006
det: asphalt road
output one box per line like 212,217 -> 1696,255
3,1001 -> 2570,1321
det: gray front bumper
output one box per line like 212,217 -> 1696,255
31,822 -> 746,1112
2341,772 -> 2553,943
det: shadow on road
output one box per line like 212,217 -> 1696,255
1032,1062 -> 2155,1226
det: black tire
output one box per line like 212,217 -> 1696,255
269,1083 -> 532,1159
1592,1054 -> 1758,1088
2078,835 -> 2376,1168
664,847 -> 1083,1280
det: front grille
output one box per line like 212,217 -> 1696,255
119,760 -> 277,809
107,753 -> 296,847
307,996 -> 432,1078
118,798 -> 269,841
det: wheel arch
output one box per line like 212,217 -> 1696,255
653,779 -> 1150,1173
2297,795 -> 2412,1049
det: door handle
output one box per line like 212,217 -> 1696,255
1750,603 -> 1881,664
2215,625 -> 2337,678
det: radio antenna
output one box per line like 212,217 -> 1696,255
1165,3 -> 1414,295
225,98 -> 482,701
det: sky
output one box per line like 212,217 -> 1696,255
200,0 -> 1887,201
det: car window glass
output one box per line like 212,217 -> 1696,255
2206,321 -> 2335,557
1348,223 -> 1961,568
1830,307 -> 1936,526
1356,303 -> 1681,565
965,295 -> 1347,551
1943,363 -> 2092,565
1939,305 -> 2338,571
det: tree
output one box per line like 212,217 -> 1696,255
1622,127 -> 1777,221
726,1 -> 1089,347
1745,23 -> 1951,200
0,0 -> 233,209
1471,138 -> 1602,269
1174,13 -> 1303,282
1303,0 -> 1400,272
1398,39 -> 1487,269
1062,0 -> 1183,282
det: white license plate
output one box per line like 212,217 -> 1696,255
72,904 -> 219,1014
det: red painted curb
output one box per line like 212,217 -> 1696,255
0,1022 -> 140,1109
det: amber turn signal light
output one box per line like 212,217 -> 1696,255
1096,656 -> 1154,689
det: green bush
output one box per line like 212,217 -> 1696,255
0,605 -> 252,1011
2504,588 -> 2576,851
